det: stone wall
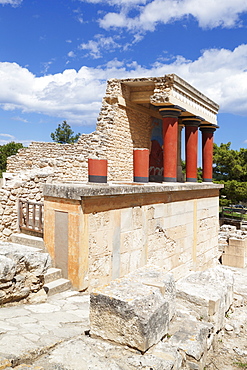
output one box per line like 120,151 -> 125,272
6,80 -> 155,184
1,75 -> 219,241
43,182 -> 221,291
1,79 -> 158,238
219,224 -> 247,268
0,170 -> 53,239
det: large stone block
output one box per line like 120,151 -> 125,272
169,317 -> 214,370
128,265 -> 176,321
146,342 -> 182,370
176,266 -> 234,332
90,276 -> 169,352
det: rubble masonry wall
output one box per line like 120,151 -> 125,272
2,80 -> 154,238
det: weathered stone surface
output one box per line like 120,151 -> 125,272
169,318 -> 214,362
0,242 -> 51,305
176,266 -> 234,332
147,342 -> 183,370
90,277 -> 169,352
0,256 -> 16,282
128,265 -> 176,320
0,356 -> 11,369
33,334 -> 184,370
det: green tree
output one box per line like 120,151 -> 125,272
213,142 -> 247,182
213,143 -> 247,204
0,142 -> 23,177
50,121 -> 81,144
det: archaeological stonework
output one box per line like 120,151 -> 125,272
43,182 -> 222,290
0,241 -> 50,304
0,74 -> 223,293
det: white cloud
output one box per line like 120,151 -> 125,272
68,51 -> 76,58
80,0 -> 147,5
0,0 -> 22,5
0,133 -> 15,139
11,116 -> 28,122
1,44 -> 247,126
0,133 -> 21,145
80,34 -> 121,59
96,0 -> 247,31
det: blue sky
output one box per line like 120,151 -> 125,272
0,0 -> 247,151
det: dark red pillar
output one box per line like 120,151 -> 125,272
88,158 -> 107,183
133,148 -> 149,183
184,118 -> 200,182
159,106 -> 182,182
200,126 -> 216,182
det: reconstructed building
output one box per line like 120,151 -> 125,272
2,74 -> 223,291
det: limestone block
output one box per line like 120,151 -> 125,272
129,249 -> 143,272
132,228 -> 144,251
225,244 -> 245,257
169,318 -> 213,367
128,265 -> 176,321
176,266 -> 234,332
119,252 -> 130,277
120,208 -> 132,232
132,207 -> 143,229
146,342 -> 182,370
0,242 -> 51,305
222,253 -> 246,268
120,231 -> 133,253
0,256 -> 16,282
153,203 -> 165,219
89,254 -> 111,277
90,277 -> 169,352
229,237 -> 247,248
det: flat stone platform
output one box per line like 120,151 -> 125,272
44,181 -> 223,200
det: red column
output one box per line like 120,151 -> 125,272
133,148 -> 149,183
159,107 -> 181,182
200,126 -> 216,182
88,158 -> 107,183
184,119 -> 200,182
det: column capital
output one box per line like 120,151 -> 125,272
159,105 -> 185,118
182,116 -> 202,126
199,124 -> 218,133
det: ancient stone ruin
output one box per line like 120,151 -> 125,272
1,74 -> 223,300
0,74 -> 246,369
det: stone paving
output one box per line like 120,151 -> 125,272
0,290 -> 90,369
0,266 -> 247,369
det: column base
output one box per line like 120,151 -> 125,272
133,176 -> 149,183
186,178 -> 197,182
88,175 -> 107,183
163,177 -> 177,182
203,178 -> 213,182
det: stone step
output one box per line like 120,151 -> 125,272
10,233 -> 45,251
44,268 -> 62,284
43,278 -> 72,296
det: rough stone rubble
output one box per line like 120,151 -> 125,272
1,264 -> 247,369
0,242 -> 50,305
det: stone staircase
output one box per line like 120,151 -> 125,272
10,233 -> 72,296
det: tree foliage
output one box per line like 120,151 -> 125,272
213,143 -> 247,204
50,121 -> 81,144
213,142 -> 247,182
0,142 -> 23,177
